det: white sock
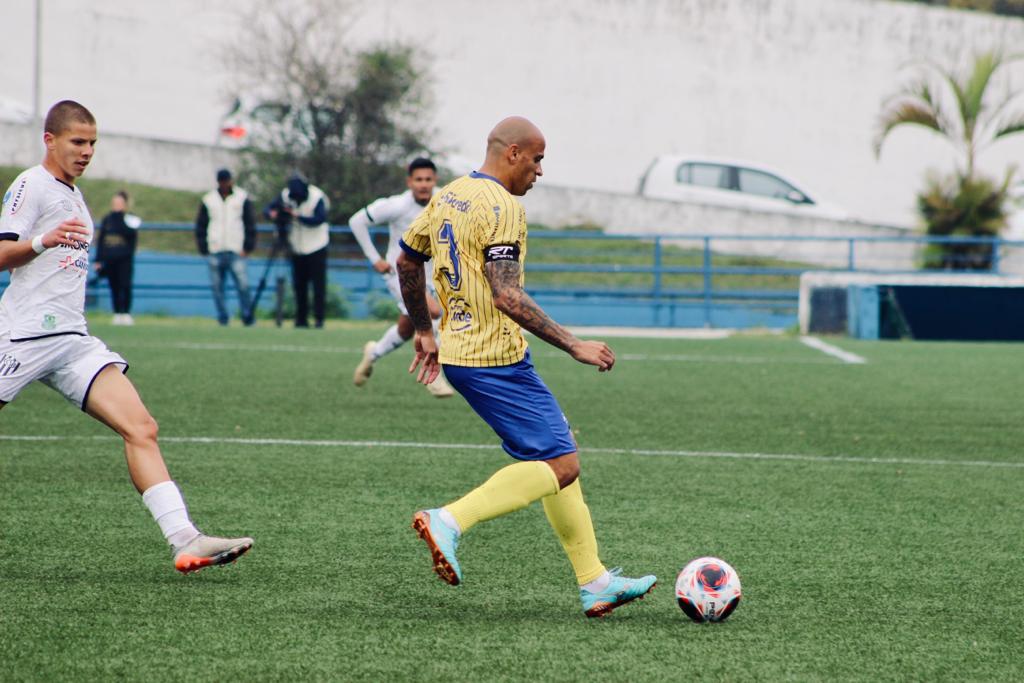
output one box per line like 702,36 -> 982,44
142,480 -> 200,548
438,507 -> 461,536
581,571 -> 612,593
373,324 -> 407,359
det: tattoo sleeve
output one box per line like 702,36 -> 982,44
397,253 -> 434,332
485,260 -> 577,353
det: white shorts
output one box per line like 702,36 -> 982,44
0,333 -> 128,409
384,265 -> 436,316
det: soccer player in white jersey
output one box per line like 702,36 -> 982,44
0,100 -> 253,573
349,158 -> 454,397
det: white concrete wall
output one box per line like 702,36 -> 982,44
3,0 -> 1022,228
0,121 -> 239,193
521,183 -> 920,269
348,0 -> 1024,228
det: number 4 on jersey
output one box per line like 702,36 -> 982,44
438,220 -> 462,290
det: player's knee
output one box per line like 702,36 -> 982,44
397,316 -> 415,339
547,454 -> 580,489
123,414 -> 159,444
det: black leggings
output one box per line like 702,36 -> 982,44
105,258 -> 134,314
291,247 -> 327,327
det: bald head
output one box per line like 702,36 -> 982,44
487,116 -> 544,157
479,116 -> 545,196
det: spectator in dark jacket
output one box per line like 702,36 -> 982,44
196,168 -> 256,326
93,190 -> 140,325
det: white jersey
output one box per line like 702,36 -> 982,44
0,165 -> 94,341
349,190 -> 431,266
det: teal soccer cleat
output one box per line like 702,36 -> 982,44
580,568 -> 657,618
412,509 -> 462,586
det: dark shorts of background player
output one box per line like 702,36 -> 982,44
443,349 -> 577,460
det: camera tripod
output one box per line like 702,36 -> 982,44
247,238 -> 289,327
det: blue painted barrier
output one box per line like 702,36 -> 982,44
2,223 -> 1020,328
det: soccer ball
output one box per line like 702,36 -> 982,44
675,556 -> 742,623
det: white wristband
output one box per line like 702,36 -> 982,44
31,234 -> 46,254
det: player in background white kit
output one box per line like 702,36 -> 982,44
0,100 -> 253,573
349,158 -> 454,397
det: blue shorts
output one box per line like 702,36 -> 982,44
443,350 -> 577,461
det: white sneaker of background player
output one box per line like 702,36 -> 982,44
426,373 -> 454,398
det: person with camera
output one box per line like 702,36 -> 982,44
264,173 -> 330,329
195,168 -> 256,326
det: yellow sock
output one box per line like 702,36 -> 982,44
445,460 -> 559,533
542,478 -> 606,585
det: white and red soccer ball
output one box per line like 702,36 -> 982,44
675,557 -> 742,623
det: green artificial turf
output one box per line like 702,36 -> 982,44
1,319 -> 1021,681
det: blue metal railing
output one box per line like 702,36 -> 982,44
2,222 -> 1022,328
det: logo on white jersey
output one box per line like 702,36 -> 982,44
5,178 -> 26,215
41,314 -> 57,331
61,199 -> 73,212
0,352 -> 21,376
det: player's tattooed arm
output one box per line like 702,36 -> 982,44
397,252 -> 434,332
485,260 -> 577,353
487,260 -> 615,371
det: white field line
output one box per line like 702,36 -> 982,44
565,326 -> 736,340
2,434 -> 1021,470
112,341 -> 836,365
799,336 -> 867,364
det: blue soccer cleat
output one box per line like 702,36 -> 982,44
412,509 -> 462,586
580,568 -> 657,618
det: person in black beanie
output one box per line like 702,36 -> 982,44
93,190 -> 140,325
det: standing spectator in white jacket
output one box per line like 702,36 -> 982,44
195,169 -> 256,326
265,174 -> 330,329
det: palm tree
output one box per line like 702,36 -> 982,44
876,51 -> 1024,269
875,50 -> 1024,181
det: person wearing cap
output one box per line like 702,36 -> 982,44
264,173 -> 330,328
195,168 -> 257,326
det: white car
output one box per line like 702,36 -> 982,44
637,155 -> 849,221
215,96 -> 299,149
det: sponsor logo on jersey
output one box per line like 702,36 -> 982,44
6,178 -> 26,215
0,352 -> 21,376
439,192 -> 471,213
61,199 -> 73,212
57,252 -> 89,274
41,314 -> 57,331
446,296 -> 474,332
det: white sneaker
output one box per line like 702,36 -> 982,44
426,373 -> 455,398
173,533 -> 253,574
353,341 -> 376,386
111,314 -> 124,325
121,314 -> 134,326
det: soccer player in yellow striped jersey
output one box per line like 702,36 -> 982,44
398,116 -> 656,618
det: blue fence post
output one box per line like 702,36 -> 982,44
702,236 -> 712,327
653,236 -> 663,326
992,238 -> 1001,274
848,238 -> 856,270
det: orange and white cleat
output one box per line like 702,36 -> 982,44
173,534 -> 253,574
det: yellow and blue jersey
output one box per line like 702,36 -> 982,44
400,171 -> 528,367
